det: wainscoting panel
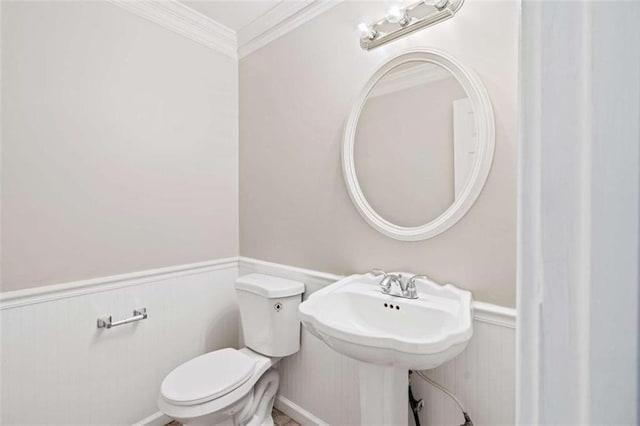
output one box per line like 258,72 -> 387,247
276,319 -> 515,426
278,328 -> 362,425
0,261 -> 239,425
415,320 -> 516,426
1,257 -> 515,426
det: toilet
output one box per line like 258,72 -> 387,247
158,273 -> 305,426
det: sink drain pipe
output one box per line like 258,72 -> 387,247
409,370 -> 474,426
408,372 -> 423,426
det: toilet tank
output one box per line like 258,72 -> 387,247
235,274 -> 305,357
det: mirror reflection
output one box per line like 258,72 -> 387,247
354,61 -> 476,227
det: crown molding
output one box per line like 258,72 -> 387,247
108,0 -> 341,60
109,0 -> 237,58
237,0 -> 343,58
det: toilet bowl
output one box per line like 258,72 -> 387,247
158,274 -> 305,426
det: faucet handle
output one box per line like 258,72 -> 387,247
408,274 -> 430,285
406,274 -> 429,299
371,269 -> 400,294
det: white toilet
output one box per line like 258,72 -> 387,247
158,273 -> 305,426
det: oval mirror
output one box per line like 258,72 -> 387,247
342,49 -> 495,241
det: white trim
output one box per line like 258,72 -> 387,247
473,301 -> 516,329
0,258 -> 237,310
369,63 -> 453,98
1,256 -> 515,328
237,256 -> 342,288
237,0 -> 343,58
342,48 -> 496,241
238,257 -> 516,328
108,0 -> 237,58
517,2 -> 640,424
132,411 -> 172,426
107,0 -> 341,59
275,395 -> 329,426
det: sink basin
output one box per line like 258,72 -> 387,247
298,272 -> 473,425
299,272 -> 473,370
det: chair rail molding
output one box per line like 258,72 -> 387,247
2,256 -> 515,328
238,257 -> 516,328
0,258 -> 238,310
107,0 -> 342,59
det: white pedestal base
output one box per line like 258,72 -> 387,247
358,362 -> 408,426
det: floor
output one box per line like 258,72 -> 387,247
272,408 -> 301,426
165,408 -> 300,426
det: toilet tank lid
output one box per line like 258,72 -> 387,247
235,273 -> 305,298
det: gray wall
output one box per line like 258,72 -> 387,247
239,0 -> 518,307
1,0 -> 519,308
1,1 -> 239,291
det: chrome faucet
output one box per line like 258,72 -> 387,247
371,269 -> 421,299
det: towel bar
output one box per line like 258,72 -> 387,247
97,308 -> 147,329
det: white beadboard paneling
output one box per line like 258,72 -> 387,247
1,256 -> 515,425
0,264 -> 239,425
240,257 -> 516,426
279,329 -> 361,425
276,319 -> 515,426
416,321 -> 516,426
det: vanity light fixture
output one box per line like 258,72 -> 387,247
358,0 -> 464,50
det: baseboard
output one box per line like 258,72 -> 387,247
275,395 -> 329,426
132,411 -> 172,426
134,398 -> 325,426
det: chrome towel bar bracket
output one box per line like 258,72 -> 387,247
97,308 -> 147,329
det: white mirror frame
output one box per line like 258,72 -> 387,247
342,48 -> 495,241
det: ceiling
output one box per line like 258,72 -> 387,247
181,1 -> 283,31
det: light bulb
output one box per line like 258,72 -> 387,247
385,4 -> 409,26
357,22 -> 377,40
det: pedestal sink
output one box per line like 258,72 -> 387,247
298,272 -> 473,425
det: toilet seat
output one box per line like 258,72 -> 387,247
161,348 -> 256,406
158,348 -> 279,422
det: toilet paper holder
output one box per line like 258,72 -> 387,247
97,308 -> 147,329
